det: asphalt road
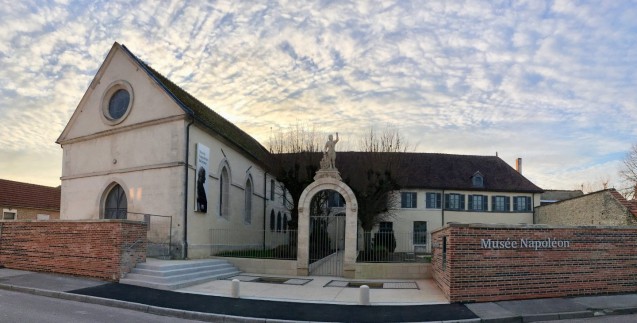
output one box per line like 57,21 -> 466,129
0,289 -> 202,323
545,314 -> 637,322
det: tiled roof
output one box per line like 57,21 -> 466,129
0,179 -> 60,211
276,152 -> 543,193
609,189 -> 637,218
119,44 -> 273,170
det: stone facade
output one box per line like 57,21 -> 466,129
534,189 -> 637,226
57,43 -> 289,259
0,220 -> 146,281
432,223 -> 637,302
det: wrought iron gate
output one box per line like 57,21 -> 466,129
308,214 -> 346,276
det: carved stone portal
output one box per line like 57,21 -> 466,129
297,177 -> 357,278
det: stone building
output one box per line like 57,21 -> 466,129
534,189 -> 637,226
0,179 -> 60,220
56,42 -> 289,259
57,42 -> 543,262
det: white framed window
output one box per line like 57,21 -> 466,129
401,192 -> 417,208
492,196 -> 510,212
426,192 -> 441,209
2,209 -> 17,220
514,196 -> 532,211
444,193 -> 465,210
413,221 -> 427,245
469,195 -> 488,211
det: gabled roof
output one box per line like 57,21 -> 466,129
118,44 -> 273,170
609,189 -> 637,219
275,152 -> 543,193
0,179 -> 60,211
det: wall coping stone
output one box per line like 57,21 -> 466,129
431,222 -> 637,234
0,219 -> 145,224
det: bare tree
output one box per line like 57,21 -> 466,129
353,126 -> 409,253
268,123 -> 323,230
579,175 -> 613,194
620,143 -> 637,199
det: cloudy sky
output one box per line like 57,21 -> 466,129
1,0 -> 636,192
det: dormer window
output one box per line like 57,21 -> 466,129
472,172 -> 484,188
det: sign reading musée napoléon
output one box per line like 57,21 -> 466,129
480,238 -> 571,250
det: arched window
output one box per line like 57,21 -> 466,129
244,178 -> 252,224
270,210 -> 275,231
283,214 -> 288,232
104,184 -> 127,219
219,167 -> 229,218
277,212 -> 282,232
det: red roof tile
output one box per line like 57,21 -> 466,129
0,179 -> 60,211
609,189 -> 637,218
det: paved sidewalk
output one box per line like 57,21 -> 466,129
2,268 -> 637,322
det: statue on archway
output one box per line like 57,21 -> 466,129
321,132 -> 339,170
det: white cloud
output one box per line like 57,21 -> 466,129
1,0 -> 636,189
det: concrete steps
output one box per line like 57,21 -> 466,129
120,259 -> 240,290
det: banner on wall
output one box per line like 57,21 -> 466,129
195,143 -> 210,213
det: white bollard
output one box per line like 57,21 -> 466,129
231,279 -> 240,298
359,285 -> 370,305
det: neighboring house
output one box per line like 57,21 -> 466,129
540,190 -> 583,205
535,189 -> 637,226
0,179 -> 61,220
56,42 -> 289,259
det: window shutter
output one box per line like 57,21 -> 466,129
513,196 -> 518,211
444,194 -> 450,209
460,194 -> 465,209
505,197 -> 510,211
482,195 -> 487,211
468,195 -> 473,210
491,196 -> 496,211
401,193 -> 406,208
526,197 -> 532,211
412,193 -> 417,208
436,193 -> 441,208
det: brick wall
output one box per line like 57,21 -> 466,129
535,189 -> 637,226
0,220 -> 146,281
432,223 -> 637,303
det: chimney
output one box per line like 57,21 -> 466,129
516,158 -> 522,174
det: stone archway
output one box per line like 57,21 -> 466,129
297,176 -> 358,278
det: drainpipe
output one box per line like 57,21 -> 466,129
183,117 -> 194,259
441,189 -> 445,227
263,172 -> 268,250
532,193 -> 536,224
